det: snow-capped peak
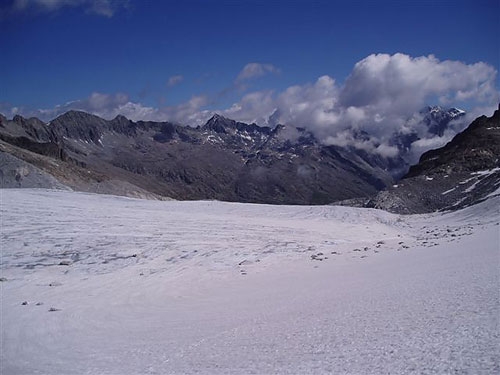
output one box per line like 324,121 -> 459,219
447,107 -> 466,117
429,105 -> 443,114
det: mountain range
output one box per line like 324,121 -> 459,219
0,105 -> 498,212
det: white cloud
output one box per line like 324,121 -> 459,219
275,75 -> 340,136
167,75 -> 183,87
236,63 -> 280,82
4,92 -> 160,122
13,0 -> 74,11
221,90 -> 276,125
86,0 -> 115,17
112,102 -> 158,121
3,92 -> 211,124
409,136 -> 452,164
339,53 -> 498,116
161,95 -> 209,124
375,144 -> 399,158
86,91 -> 128,110
11,0 -> 128,17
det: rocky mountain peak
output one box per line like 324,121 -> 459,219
109,114 -> 137,136
12,114 -> 27,124
203,113 -> 232,133
113,114 -> 130,123
209,113 -> 223,121
53,110 -> 103,123
203,113 -> 273,136
421,105 -> 466,136
410,106 -> 499,176
11,114 -> 46,129
50,110 -> 108,144
5,114 -> 51,142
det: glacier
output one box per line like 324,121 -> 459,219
1,189 -> 499,374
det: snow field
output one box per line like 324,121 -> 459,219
1,189 -> 499,374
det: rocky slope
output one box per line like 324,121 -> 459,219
0,111 -> 394,204
368,105 -> 500,213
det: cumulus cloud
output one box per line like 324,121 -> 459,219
274,75 -> 340,137
4,92 -> 159,122
160,95 -> 209,124
221,90 -> 276,125
167,75 -> 183,87
236,63 -> 280,82
11,0 -> 128,17
339,53 -> 498,115
3,91 -> 211,124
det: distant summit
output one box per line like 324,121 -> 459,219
421,105 -> 466,136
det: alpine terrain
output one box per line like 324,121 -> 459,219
1,107 -> 499,374
370,104 -> 500,213
0,105 -> 483,209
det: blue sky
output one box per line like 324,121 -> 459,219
0,0 -> 499,129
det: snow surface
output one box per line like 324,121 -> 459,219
1,189 -> 499,374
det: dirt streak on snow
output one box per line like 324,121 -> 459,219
1,189 -> 499,374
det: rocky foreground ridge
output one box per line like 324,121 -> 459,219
367,105 -> 500,213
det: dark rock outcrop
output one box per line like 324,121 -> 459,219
369,105 -> 500,213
